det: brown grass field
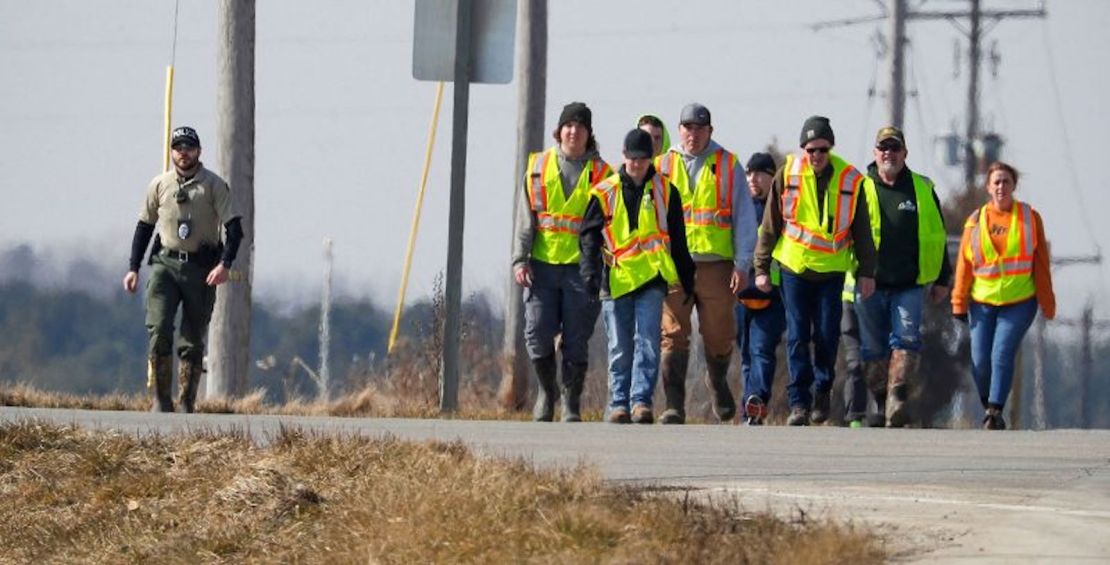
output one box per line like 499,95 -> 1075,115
0,420 -> 887,564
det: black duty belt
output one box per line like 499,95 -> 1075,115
162,249 -> 199,263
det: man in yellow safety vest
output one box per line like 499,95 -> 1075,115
655,103 -> 758,424
753,116 -> 877,426
579,128 -> 695,424
512,102 -> 613,423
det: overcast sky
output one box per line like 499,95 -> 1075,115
1,0 -> 1107,319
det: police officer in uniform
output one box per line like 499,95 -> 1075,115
122,126 -> 243,413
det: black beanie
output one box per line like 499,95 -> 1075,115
558,102 -> 592,132
746,152 -> 777,175
799,115 -> 835,147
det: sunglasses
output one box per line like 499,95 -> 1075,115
876,142 -> 904,152
805,146 -> 830,155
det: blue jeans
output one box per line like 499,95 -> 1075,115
602,283 -> 666,411
855,285 -> 925,361
969,298 -> 1038,407
780,271 -> 844,409
735,292 -> 786,408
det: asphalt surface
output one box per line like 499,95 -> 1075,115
3,406 -> 1108,563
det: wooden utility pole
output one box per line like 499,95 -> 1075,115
963,0 -> 982,187
207,0 -> 255,399
1079,303 -> 1092,429
318,238 -> 333,401
886,0 -> 907,128
499,0 -> 547,411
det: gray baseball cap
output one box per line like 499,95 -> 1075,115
679,103 -> 711,126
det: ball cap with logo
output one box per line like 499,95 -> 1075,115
875,126 -> 906,147
171,126 -> 201,149
679,103 -> 711,126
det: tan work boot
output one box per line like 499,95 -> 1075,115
886,350 -> 919,427
607,407 -> 631,424
178,357 -> 203,413
659,351 -> 689,424
631,404 -> 654,424
704,355 -> 736,423
148,355 -> 174,413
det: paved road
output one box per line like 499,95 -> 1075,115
3,407 -> 1108,563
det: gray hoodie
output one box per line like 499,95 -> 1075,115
667,139 -> 757,273
511,145 -> 605,268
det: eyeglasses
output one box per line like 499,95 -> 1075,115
876,142 -> 904,152
805,146 -> 830,155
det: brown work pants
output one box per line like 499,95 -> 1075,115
661,260 -> 736,359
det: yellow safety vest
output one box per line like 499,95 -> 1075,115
861,171 -> 947,285
526,148 -> 612,264
965,201 -> 1037,305
591,173 -> 679,299
655,148 -> 737,259
772,152 -> 863,274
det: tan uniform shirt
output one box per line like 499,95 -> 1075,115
139,165 -> 236,253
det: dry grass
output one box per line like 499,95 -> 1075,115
0,420 -> 887,564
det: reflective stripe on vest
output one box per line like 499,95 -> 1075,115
966,201 -> 1037,305
592,173 -> 679,299
771,152 -> 862,274
861,171 -> 947,285
526,148 -> 611,264
655,148 -> 735,258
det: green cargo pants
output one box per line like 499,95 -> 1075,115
145,253 -> 217,362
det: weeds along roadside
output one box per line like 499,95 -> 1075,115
0,420 -> 888,564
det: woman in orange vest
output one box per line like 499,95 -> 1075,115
952,161 -> 1055,430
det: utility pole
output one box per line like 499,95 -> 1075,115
207,0 -> 255,399
964,0 -> 982,187
499,0 -> 547,411
318,238 -> 333,401
886,0 -> 907,128
1079,303 -> 1092,429
814,1 -> 1045,176
1032,314 -> 1046,429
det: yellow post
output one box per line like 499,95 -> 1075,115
388,82 -> 445,354
162,65 -> 175,171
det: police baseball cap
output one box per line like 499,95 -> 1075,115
171,126 -> 201,149
679,103 -> 711,126
875,126 -> 906,147
623,128 -> 654,159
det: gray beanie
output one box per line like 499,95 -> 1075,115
799,115 -> 835,147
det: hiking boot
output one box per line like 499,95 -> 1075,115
659,351 -> 689,425
148,355 -> 175,413
607,406 -> 631,424
886,350 -> 918,428
630,404 -> 654,424
178,357 -> 203,414
560,361 -> 586,422
744,395 -> 767,426
983,406 -> 1007,430
531,355 -> 559,422
810,389 -> 831,425
786,406 -> 810,426
704,355 -> 736,423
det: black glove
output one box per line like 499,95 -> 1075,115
584,277 -> 600,299
683,290 -> 696,306
953,312 -> 968,323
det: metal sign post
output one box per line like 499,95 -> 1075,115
412,0 -> 516,413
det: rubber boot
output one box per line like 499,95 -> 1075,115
863,360 -> 889,428
531,355 -> 559,422
178,357 -> 203,414
560,360 -> 586,422
148,355 -> 175,413
886,350 -> 918,427
704,355 -> 736,423
659,351 -> 689,424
